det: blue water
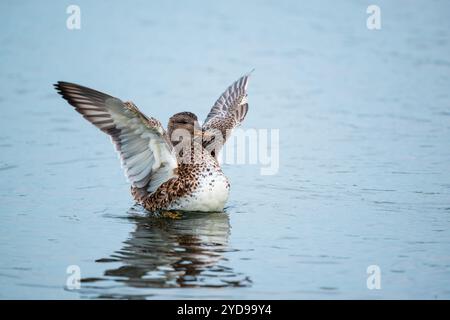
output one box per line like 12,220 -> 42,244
1,0 -> 450,299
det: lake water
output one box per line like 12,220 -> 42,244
1,0 -> 449,299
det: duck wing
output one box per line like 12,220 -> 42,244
54,82 -> 178,193
202,72 -> 252,156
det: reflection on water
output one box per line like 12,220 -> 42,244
81,207 -> 251,297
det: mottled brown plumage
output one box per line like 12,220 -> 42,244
54,72 -> 251,212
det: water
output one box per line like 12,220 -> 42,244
1,0 -> 450,299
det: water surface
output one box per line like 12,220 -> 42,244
1,0 -> 450,299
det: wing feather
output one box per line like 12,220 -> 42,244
202,71 -> 252,156
54,82 -> 178,193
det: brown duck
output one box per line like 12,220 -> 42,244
54,72 -> 251,212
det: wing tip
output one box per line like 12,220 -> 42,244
53,81 -> 69,100
240,69 -> 254,90
53,81 -> 76,98
53,81 -> 62,92
53,81 -> 71,89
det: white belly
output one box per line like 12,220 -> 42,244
168,171 -> 230,212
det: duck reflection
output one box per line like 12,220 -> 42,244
93,207 -> 251,290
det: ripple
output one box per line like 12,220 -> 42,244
0,164 -> 17,171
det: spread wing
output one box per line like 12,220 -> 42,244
202,72 -> 251,155
54,82 -> 178,193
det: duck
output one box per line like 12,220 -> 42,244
54,72 -> 251,213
